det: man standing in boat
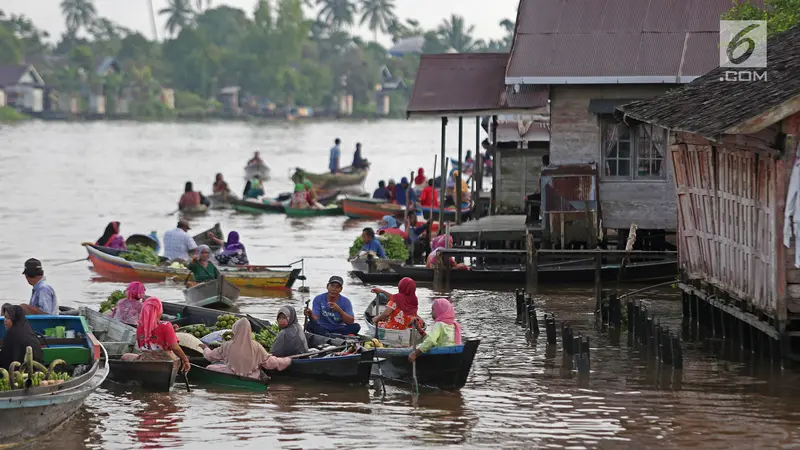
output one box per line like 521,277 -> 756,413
21,258 -> 58,315
304,276 -> 360,336
163,220 -> 198,262
329,138 -> 342,174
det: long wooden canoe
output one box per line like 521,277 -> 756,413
184,277 -> 240,309
231,198 -> 286,214
343,197 -> 405,220
189,363 -> 269,391
78,307 -> 136,356
285,205 -> 343,217
294,167 -> 368,190
107,357 -> 179,392
86,245 -> 300,290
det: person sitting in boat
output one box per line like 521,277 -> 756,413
386,179 -> 397,202
409,298 -> 462,362
186,245 -> 220,287
414,168 -> 427,192
109,281 -> 146,326
96,221 -> 127,250
360,227 -> 386,259
378,215 -> 407,239
426,235 -> 469,270
373,181 -> 390,200
208,231 -> 249,266
179,182 -> 210,210
271,306 -> 309,357
352,143 -> 369,169
304,180 -> 324,209
0,304 -> 44,370
290,183 -> 310,209
370,278 -> 424,331
329,138 -> 342,174
163,220 -> 197,262
122,298 -> 191,374
213,173 -> 231,196
21,258 -> 58,315
200,318 -> 291,379
394,177 -> 418,207
304,276 -> 360,336
248,151 -> 265,166
243,177 -> 265,200
445,171 -> 470,207
419,179 -> 439,208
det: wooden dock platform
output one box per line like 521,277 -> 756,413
449,215 -> 539,241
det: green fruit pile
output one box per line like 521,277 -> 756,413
253,324 -> 281,350
120,244 -> 161,265
348,234 -> 409,260
178,324 -> 213,338
222,331 -> 233,341
215,314 -> 237,330
99,290 -> 126,313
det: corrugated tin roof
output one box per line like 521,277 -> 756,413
499,84 -> 549,109
616,26 -> 800,139
0,65 -> 29,87
507,0 -> 764,83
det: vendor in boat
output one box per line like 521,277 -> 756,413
248,151 -> 264,166
96,221 -> 127,250
360,227 -> 386,259
163,220 -> 197,262
463,150 -> 475,175
405,214 -> 428,262
0,304 -> 44,370
304,276 -> 360,336
208,231 -> 249,266
409,298 -> 462,362
445,171 -> 470,207
200,318 -> 291,379
304,180 -> 324,209
179,182 -> 210,210
395,177 -> 418,207
370,278 -> 423,330
419,179 -> 439,208
186,245 -> 220,287
352,143 -> 369,169
21,258 -> 58,315
426,235 -> 469,270
122,298 -> 191,374
271,306 -> 309,357
329,138 -> 342,174
290,183 -> 310,209
109,281 -> 146,326
372,180 -> 390,200
378,215 -> 407,239
213,173 -> 231,196
243,176 -> 265,200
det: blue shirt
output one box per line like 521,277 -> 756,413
361,238 -> 386,258
30,278 -> 58,315
312,293 -> 354,331
373,187 -> 390,200
329,145 -> 341,173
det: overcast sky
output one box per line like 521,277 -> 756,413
2,0 -> 520,47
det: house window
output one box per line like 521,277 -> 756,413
601,116 -> 666,180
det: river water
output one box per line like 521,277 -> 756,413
2,121 -> 799,449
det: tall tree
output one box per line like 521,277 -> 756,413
160,0 -> 195,38
317,0 -> 357,31
0,25 -> 22,64
60,0 -> 97,34
359,0 -> 396,42
437,14 -> 476,52
724,0 -> 800,35
147,0 -> 159,41
195,0 -> 213,13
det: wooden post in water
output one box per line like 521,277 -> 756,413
594,249 -> 602,313
433,253 -> 444,290
526,231 -> 538,294
474,116 -> 482,219
439,117 -> 448,231
456,116 -> 463,225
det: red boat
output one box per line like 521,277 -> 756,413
342,197 -> 406,220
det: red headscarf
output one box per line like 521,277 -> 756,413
137,297 -> 163,343
393,277 -> 418,315
414,168 -> 426,185
432,298 -> 462,344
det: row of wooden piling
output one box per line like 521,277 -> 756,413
626,299 -> 684,368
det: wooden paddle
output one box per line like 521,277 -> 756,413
410,320 -> 420,395
289,345 -> 346,359
53,257 -> 89,266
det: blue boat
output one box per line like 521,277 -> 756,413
0,315 -> 109,445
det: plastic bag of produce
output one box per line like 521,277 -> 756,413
200,329 -> 231,345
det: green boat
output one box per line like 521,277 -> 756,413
285,205 -> 343,217
189,363 -> 269,391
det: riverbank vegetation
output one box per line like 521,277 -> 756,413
0,106 -> 28,122
0,0 -> 515,119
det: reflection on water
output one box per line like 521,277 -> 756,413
3,122 -> 800,448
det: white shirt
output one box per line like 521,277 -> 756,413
163,228 -> 198,260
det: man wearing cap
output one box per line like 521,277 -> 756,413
163,220 -> 198,262
304,276 -> 360,336
22,258 -> 59,315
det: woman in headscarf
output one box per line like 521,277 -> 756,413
213,173 -> 230,195
271,306 -> 309,357
413,168 -> 426,191
96,221 -> 127,250
210,231 -> 249,266
377,215 -> 407,239
386,179 -> 397,203
370,278 -> 423,330
109,281 -> 146,326
186,245 -> 220,287
426,235 -> 469,270
303,180 -> 323,209
419,179 -> 439,208
244,177 -> 264,200
409,298 -> 462,362
290,183 -> 309,209
121,298 -> 191,373
0,304 -> 43,370
179,182 -> 201,210
202,318 -> 291,378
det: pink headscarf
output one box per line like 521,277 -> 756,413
137,297 -> 163,343
430,234 -> 453,252
126,282 -> 146,300
432,298 -> 462,344
393,277 -> 418,315
220,318 -> 270,376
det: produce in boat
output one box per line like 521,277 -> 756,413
99,290 -> 126,313
349,234 -> 408,261
120,244 -> 161,265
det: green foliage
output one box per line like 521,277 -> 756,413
0,107 -> 28,122
99,290 -> 126,313
724,0 -> 800,35
120,244 -> 161,265
349,233 -> 408,260
0,25 -> 22,64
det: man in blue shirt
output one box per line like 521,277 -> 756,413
304,276 -> 361,336
21,258 -> 58,315
329,138 -> 342,174
372,180 -> 390,200
360,227 -> 386,258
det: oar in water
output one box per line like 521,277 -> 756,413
410,319 -> 420,395
53,257 -> 89,267
166,208 -> 180,216
180,368 -> 191,392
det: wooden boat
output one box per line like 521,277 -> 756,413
417,203 -> 471,221
184,277 -> 240,309
125,234 -> 159,251
208,192 -> 240,209
193,223 -> 224,251
285,205 -> 343,217
161,302 -> 375,385
351,270 -> 404,284
349,256 -> 406,273
180,204 -> 209,215
107,356 -> 179,392
78,307 -> 135,357
0,314 -> 109,445
343,197 -> 405,220
188,363 -> 269,391
245,162 -> 270,181
86,245 -> 301,290
293,166 -> 368,190
231,197 -> 286,214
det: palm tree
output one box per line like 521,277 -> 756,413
60,0 -> 97,34
195,0 -> 212,12
147,0 -> 159,41
437,14 -> 476,53
159,0 -> 195,38
317,0 -> 357,31
359,0 -> 396,42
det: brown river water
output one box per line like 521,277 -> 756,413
1,121 -> 799,449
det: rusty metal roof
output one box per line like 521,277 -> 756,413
506,0 -> 764,84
